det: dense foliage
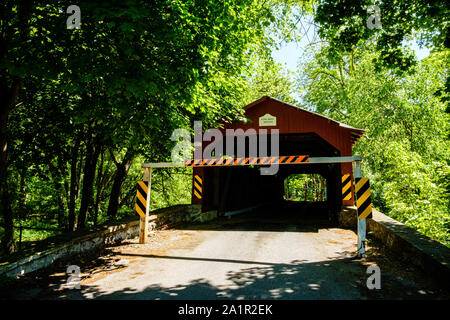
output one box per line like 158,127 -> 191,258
284,174 -> 326,202
315,0 -> 449,72
0,0 -> 309,255
299,46 -> 449,246
308,0 -> 449,246
1,0 -> 448,258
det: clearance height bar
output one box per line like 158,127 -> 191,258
142,155 -> 362,168
185,155 -> 308,167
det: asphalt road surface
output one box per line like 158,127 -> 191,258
3,213 -> 449,300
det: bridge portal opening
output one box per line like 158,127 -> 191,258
284,174 -> 327,202
198,132 -> 343,221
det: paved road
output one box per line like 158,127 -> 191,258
4,214 -> 448,300
74,224 -> 363,299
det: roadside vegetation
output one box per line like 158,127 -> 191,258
0,0 -> 448,260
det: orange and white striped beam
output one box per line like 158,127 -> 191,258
184,155 -> 309,167
141,156 -> 361,168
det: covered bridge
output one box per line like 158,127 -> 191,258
191,96 -> 365,221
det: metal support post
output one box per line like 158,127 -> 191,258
354,161 -> 366,257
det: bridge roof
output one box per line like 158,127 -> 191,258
243,96 -> 366,146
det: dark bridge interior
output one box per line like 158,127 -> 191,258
201,133 -> 342,222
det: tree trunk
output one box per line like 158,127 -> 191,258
68,137 -> 81,232
0,78 -> 22,254
93,148 -> 104,226
48,161 -> 66,228
120,184 -> 138,210
76,151 -> 83,198
1,179 -> 14,253
77,132 -> 101,230
304,180 -> 308,201
0,1 -> 36,253
106,152 -> 133,217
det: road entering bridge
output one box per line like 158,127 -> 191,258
10,210 -> 447,300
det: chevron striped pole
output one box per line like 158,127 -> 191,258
137,168 -> 152,244
193,174 -> 203,200
354,161 -> 366,258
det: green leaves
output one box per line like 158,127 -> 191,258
301,44 -> 450,246
315,0 -> 450,73
2,0 -> 325,247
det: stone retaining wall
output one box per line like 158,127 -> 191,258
340,206 -> 450,289
0,219 -> 140,278
0,204 -> 217,279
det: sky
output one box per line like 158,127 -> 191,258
272,39 -> 431,76
271,17 -> 431,76
270,21 -> 431,105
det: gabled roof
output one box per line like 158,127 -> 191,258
244,96 -> 366,145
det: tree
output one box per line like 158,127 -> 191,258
2,0 -> 308,250
300,43 -> 450,246
314,0 -> 449,72
243,58 -> 298,105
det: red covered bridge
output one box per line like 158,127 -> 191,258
191,96 -> 365,221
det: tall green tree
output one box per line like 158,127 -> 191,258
314,0 -> 449,71
300,44 -> 450,245
2,0 -> 311,251
244,57 -> 298,105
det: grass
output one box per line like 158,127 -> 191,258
0,212 -> 137,265
0,220 -> 62,264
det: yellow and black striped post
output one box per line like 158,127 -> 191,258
136,168 -> 152,244
193,175 -> 202,200
135,181 -> 148,218
342,174 -> 352,201
355,177 -> 373,219
354,161 -> 366,257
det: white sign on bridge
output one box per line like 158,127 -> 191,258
259,113 -> 276,126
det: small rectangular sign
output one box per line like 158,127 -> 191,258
259,113 -> 276,126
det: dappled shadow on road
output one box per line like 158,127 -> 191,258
4,206 -> 448,300
118,253 -> 290,266
178,205 -> 335,234
55,255 -> 443,300
0,244 -> 129,300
